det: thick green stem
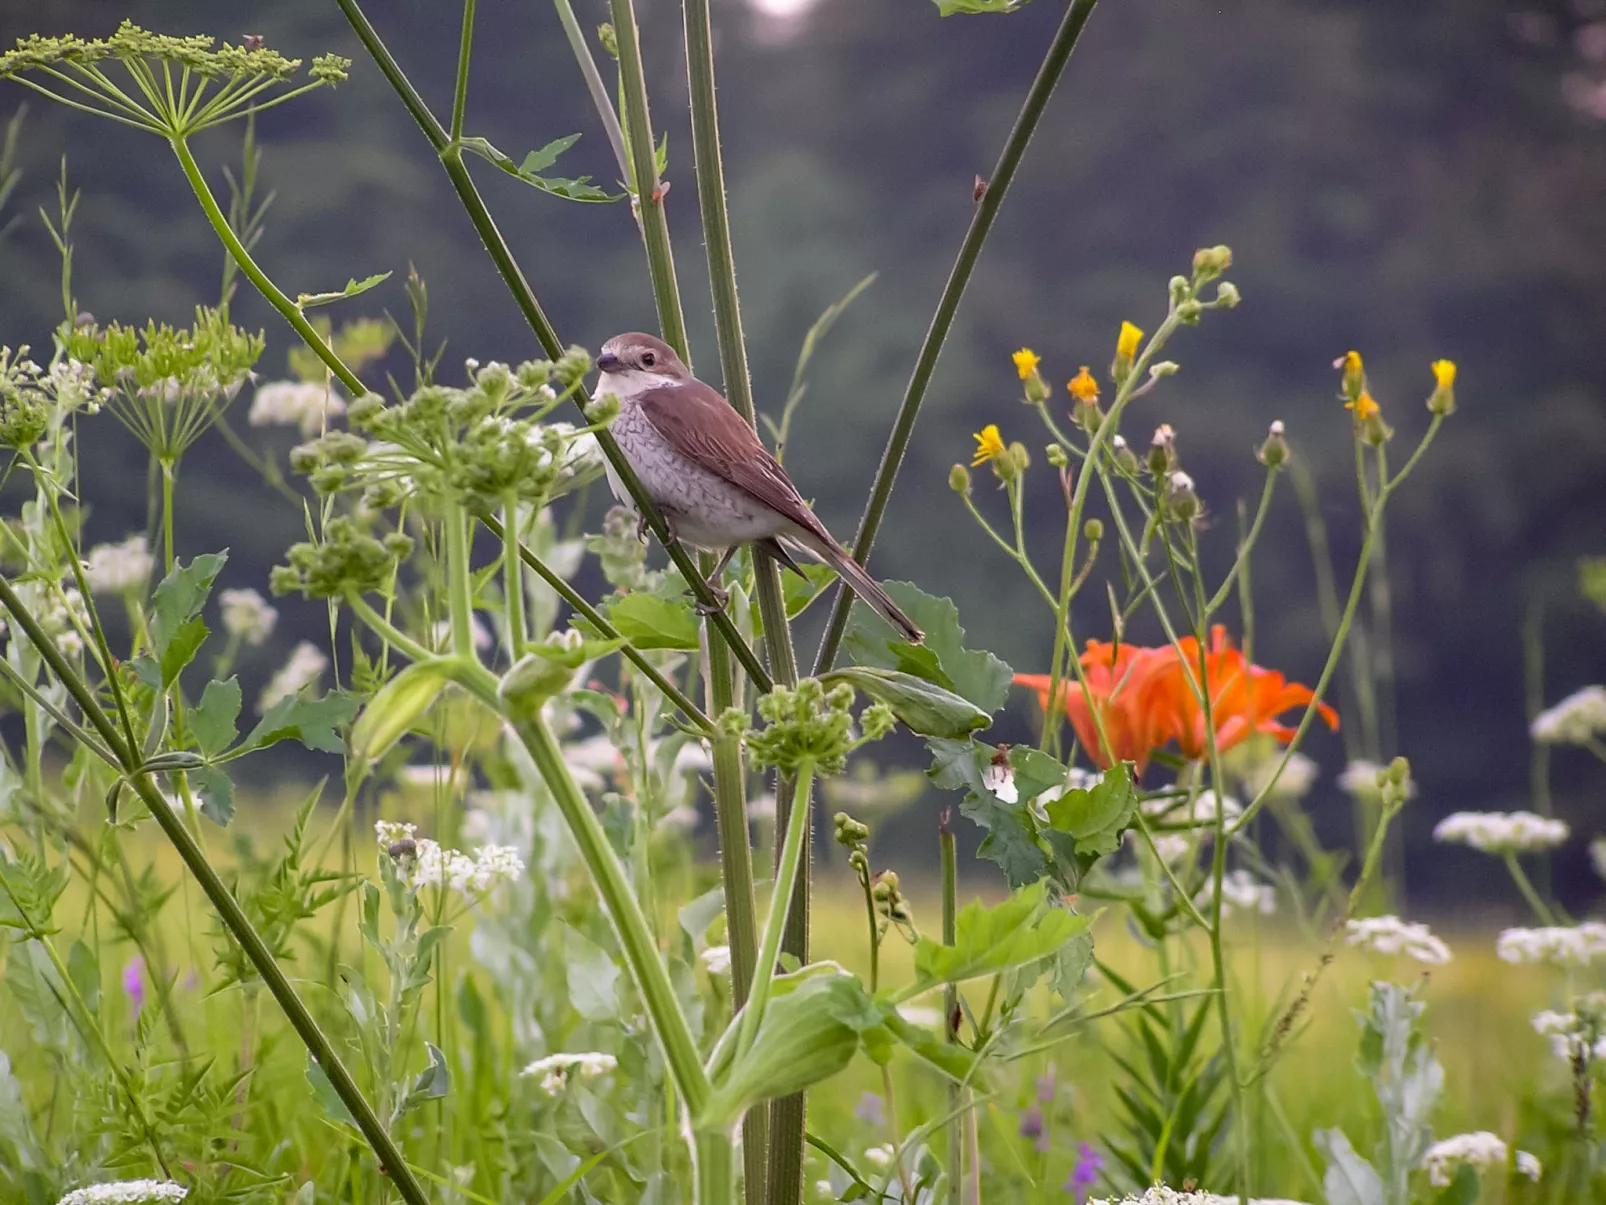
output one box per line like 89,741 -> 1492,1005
0,574 -> 432,1205
1504,852 -> 1557,926
735,761 -> 815,1060
941,815 -> 962,1205
812,0 -> 1102,674
696,1128 -> 737,1205
333,0 -> 772,691
444,502 -> 476,659
504,705 -> 710,1114
169,135 -> 363,397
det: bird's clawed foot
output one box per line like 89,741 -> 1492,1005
692,583 -> 730,616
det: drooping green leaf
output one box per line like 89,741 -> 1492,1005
149,552 -> 227,684
904,880 -> 1088,995
599,591 -> 700,650
238,691 -> 361,756
349,660 -> 455,764
191,765 -> 234,827
1044,762 -> 1138,856
1315,1128 -> 1385,1205
457,134 -> 624,203
844,582 -> 1012,714
295,271 -> 392,310
306,1053 -> 358,1128
823,666 -> 989,738
403,1042 -> 451,1109
881,1008 -> 977,1082
192,676 -> 242,758
933,0 -> 1026,14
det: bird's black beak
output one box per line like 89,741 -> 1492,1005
596,352 -> 622,373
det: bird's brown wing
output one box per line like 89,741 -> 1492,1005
634,382 -> 837,546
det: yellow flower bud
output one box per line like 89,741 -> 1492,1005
1067,366 -> 1099,403
1112,321 -> 1143,384
1335,350 -> 1365,404
1428,359 -> 1457,416
1012,348 -> 1041,381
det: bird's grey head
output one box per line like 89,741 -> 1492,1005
596,332 -> 689,387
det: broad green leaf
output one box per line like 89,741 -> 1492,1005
881,1008 -> 977,1082
295,271 -> 392,310
191,765 -> 234,827
562,925 -> 621,1022
238,691 -> 361,756
905,880 -> 1088,995
150,553 -> 227,683
1315,1128 -> 1384,1205
306,1053 -> 358,1128
823,666 -> 988,738
404,1042 -> 450,1108
843,582 -> 1012,714
777,563 -> 837,621
457,134 -> 624,203
927,737 -> 1046,887
349,660 -> 455,763
933,0 -> 1024,13
600,592 -> 700,650
1044,762 -> 1137,856
193,677 -> 242,758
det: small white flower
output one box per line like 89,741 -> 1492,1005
982,759 -> 1018,804
219,588 -> 278,645
1197,869 -> 1276,917
1088,1191 -> 1315,1205
1533,1001 -> 1606,1063
1433,810 -> 1569,855
1531,685 -> 1606,746
82,535 -> 153,595
1240,752 -> 1318,801
1496,923 -> 1606,966
248,379 -> 346,437
521,1051 -> 617,1095
862,1144 -> 894,1169
701,945 -> 732,976
56,1181 -> 189,1205
1143,790 -> 1240,828
258,640 -> 328,712
1422,1131 -> 1542,1187
1344,915 -> 1452,965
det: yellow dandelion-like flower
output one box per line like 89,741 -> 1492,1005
1116,322 -> 1144,361
1346,390 -> 1381,421
1067,366 -> 1099,403
1012,348 -> 1041,380
971,424 -> 1008,467
1432,359 -> 1456,389
1335,350 -> 1363,377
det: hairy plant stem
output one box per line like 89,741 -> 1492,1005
333,0 -> 772,691
812,0 -> 1102,675
0,574 -> 432,1205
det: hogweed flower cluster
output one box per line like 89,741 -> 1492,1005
1344,915 -> 1453,965
375,821 -> 523,897
1530,685 -> 1606,746
1433,810 -> 1569,855
1496,923 -> 1606,966
1421,1131 -> 1541,1187
248,379 -> 346,437
82,535 -> 153,596
725,678 -> 893,777
54,1182 -> 189,1205
520,1051 -> 617,1095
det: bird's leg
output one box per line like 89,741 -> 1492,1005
691,545 -> 738,616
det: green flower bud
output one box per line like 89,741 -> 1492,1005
1258,420 -> 1289,468
1168,275 -> 1192,305
1166,471 -> 1200,523
949,463 -> 972,494
1147,424 -> 1177,477
1148,361 -> 1180,379
1176,299 -> 1204,326
1213,281 -> 1241,309
1046,443 -> 1068,468
1083,518 -> 1104,543
860,703 -> 897,741
1008,441 -> 1031,475
1192,244 -> 1233,284
744,677 -> 858,776
1387,756 -> 1411,786
553,345 -> 592,387
597,22 -> 619,59
516,359 -> 555,390
1112,434 -> 1140,475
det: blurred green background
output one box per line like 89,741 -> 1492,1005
2,0 -> 1603,906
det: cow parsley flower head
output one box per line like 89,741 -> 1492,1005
219,588 -> 278,645
375,820 -> 522,897
55,1181 -> 189,1205
249,380 -> 346,437
1088,1190 -> 1313,1205
1532,997 -> 1606,1063
83,535 -> 154,595
257,640 -> 327,711
1497,923 -> 1606,966
1421,1132 -> 1541,1187
1530,685 -> 1606,746
1432,810 -> 1569,855
521,1051 -> 617,1095
1345,915 -> 1452,965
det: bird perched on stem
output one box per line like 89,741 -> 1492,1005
594,332 -> 922,644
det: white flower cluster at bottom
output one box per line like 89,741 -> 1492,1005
56,1181 -> 188,1205
521,1051 -> 617,1095
1089,1189 -> 1312,1205
1421,1131 -> 1541,1186
375,821 -> 524,896
1344,915 -> 1453,965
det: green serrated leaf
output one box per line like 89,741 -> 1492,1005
150,552 -> 227,660
238,691 -> 361,756
927,737 -> 1047,886
193,677 -> 242,758
296,271 -> 392,310
191,765 -> 234,826
823,666 -> 988,738
1044,762 -> 1137,856
457,134 -> 624,203
843,582 -> 1011,713
600,591 -> 700,650
904,880 -> 1088,995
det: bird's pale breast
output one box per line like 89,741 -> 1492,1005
607,399 -> 789,550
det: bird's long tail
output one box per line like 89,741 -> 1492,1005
791,534 -> 923,644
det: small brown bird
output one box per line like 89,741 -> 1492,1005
594,332 -> 923,644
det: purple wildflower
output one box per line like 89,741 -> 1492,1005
854,1091 -> 886,1129
1018,1104 -> 1044,1141
1064,1143 -> 1104,1201
122,955 -> 145,1016
1037,1070 -> 1057,1103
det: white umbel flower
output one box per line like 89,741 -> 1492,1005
1531,685 -> 1606,746
1089,1190 -> 1313,1205
1496,923 -> 1606,966
218,588 -> 278,645
258,640 -> 328,712
1336,759 -> 1417,801
1344,916 -> 1452,965
521,1051 -> 617,1095
701,945 -> 732,975
1433,811 -> 1569,855
1421,1131 -> 1541,1187
83,535 -> 154,595
1241,751 -> 1318,801
1533,1001 -> 1606,1062
248,379 -> 346,437
375,820 -> 523,897
56,1181 -> 189,1205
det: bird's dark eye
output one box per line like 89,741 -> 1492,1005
641,352 -> 657,367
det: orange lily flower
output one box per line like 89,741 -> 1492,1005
1146,625 -> 1338,759
1013,640 -> 1174,773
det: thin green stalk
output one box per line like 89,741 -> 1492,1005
505,706 -> 711,1114
450,0 -> 476,142
169,135 -> 363,397
333,0 -> 772,691
1203,467 -> 1278,615
501,499 -> 527,658
554,0 -> 629,178
1523,594 -> 1554,898
1290,461 -> 1366,764
941,814 -> 961,1205
735,760 -> 815,1060
482,512 -> 715,733
444,502 -> 476,659
0,575 -> 432,1205
812,0 -> 1102,674
1504,852 -> 1557,926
